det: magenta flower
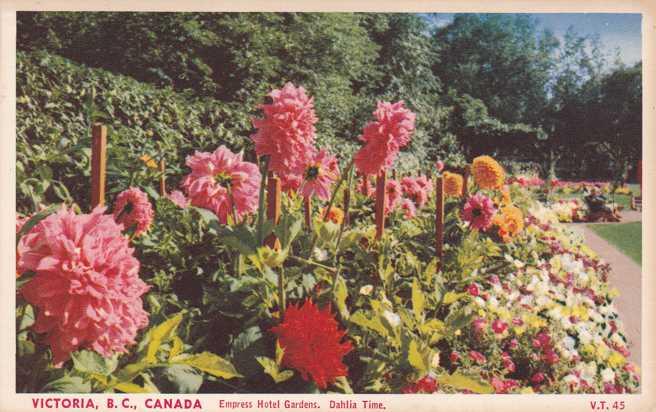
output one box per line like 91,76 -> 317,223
401,177 -> 429,208
435,160 -> 445,172
462,193 -> 497,231
469,350 -> 487,365
167,190 -> 189,209
251,83 -> 317,180
354,101 -> 415,176
531,373 -> 545,384
297,149 -> 339,200
467,283 -> 480,297
113,187 -> 154,236
17,206 -> 149,365
383,179 -> 402,215
491,319 -> 508,334
400,198 -> 417,219
182,146 -> 261,224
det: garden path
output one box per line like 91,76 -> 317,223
568,222 -> 642,365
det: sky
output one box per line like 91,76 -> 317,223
426,13 -> 642,65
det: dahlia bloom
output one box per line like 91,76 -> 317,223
113,187 -> 154,236
443,172 -> 464,197
167,190 -> 189,209
400,198 -> 416,219
435,160 -> 445,172
383,179 -> 402,215
462,194 -> 497,231
251,83 -> 317,178
402,375 -> 438,394
472,156 -> 505,190
357,174 -> 375,197
401,177 -> 429,209
493,205 -> 525,242
17,206 -> 149,365
297,149 -> 339,200
271,299 -> 352,390
320,206 -> 345,225
182,146 -> 261,224
354,101 -> 416,176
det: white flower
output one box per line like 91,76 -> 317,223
312,248 -> 329,262
601,368 -> 615,383
579,362 -> 597,383
431,352 -> 440,368
382,310 -> 401,328
577,327 -> 593,344
474,297 -> 486,307
562,336 -> 576,351
487,296 -> 499,309
359,285 -> 374,296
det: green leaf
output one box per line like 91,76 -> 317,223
144,185 -> 161,201
332,274 -> 350,319
274,213 -> 303,250
174,352 -> 242,379
275,341 -> 285,366
411,278 -> 425,321
160,365 -> 203,393
407,340 -> 428,375
71,350 -> 118,376
349,311 -> 388,338
169,336 -> 184,360
437,372 -> 494,394
146,312 -> 184,363
442,291 -> 467,305
115,382 -> 152,393
42,375 -> 91,393
256,356 -> 294,383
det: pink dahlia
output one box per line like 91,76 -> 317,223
167,190 -> 189,209
462,193 -> 497,231
297,149 -> 339,201
182,145 -> 261,224
17,206 -> 149,365
401,176 -> 429,208
251,83 -> 317,179
354,101 -> 416,176
400,198 -> 416,219
383,179 -> 402,215
357,174 -> 375,197
113,187 -> 154,236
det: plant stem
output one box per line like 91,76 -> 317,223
256,157 -> 269,245
306,158 -> 354,258
288,255 -> 337,273
278,266 -> 286,319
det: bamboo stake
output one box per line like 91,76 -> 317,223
265,172 -> 282,250
462,165 -> 471,198
159,159 -> 166,196
91,124 -> 107,208
435,176 -> 445,271
304,196 -> 312,231
343,187 -> 351,227
375,171 -> 387,240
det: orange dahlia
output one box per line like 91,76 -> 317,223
443,172 -> 464,197
271,299 -> 352,390
320,206 -> 345,225
493,205 -> 524,242
471,156 -> 505,190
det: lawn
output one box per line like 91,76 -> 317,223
587,221 -> 642,264
550,183 -> 641,210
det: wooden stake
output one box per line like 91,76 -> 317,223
265,172 -> 282,250
159,159 -> 166,196
343,187 -> 351,227
435,176 -> 445,271
360,173 -> 370,195
392,169 -> 397,180
304,196 -> 312,230
91,124 -> 107,207
375,171 -> 387,240
462,165 -> 471,198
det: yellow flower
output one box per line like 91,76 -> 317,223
492,205 -> 524,242
608,351 -> 626,368
443,171 -> 463,197
471,155 -> 505,190
596,343 -> 611,360
140,154 -> 158,169
581,344 -> 595,358
319,206 -> 344,225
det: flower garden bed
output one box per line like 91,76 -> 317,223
15,84 -> 640,394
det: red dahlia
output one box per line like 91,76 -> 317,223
271,299 -> 352,389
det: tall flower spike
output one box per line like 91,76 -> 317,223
182,146 -> 261,224
354,101 -> 416,176
271,299 -> 352,390
17,206 -> 149,365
